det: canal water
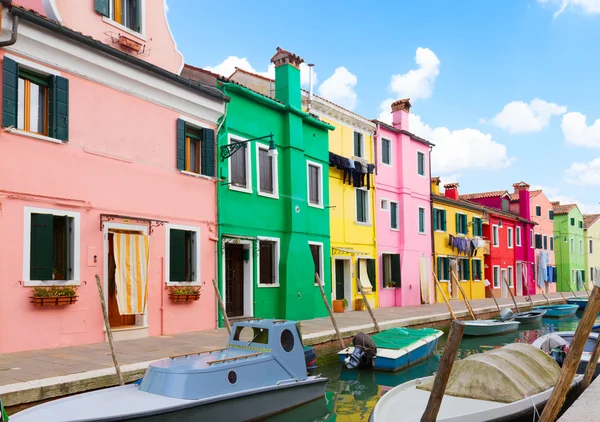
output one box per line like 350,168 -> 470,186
267,312 -> 600,422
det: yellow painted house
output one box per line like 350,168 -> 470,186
303,94 -> 379,310
431,178 -> 487,302
584,214 -> 600,289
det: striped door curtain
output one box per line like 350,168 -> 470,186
113,233 -> 150,315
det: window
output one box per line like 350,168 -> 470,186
436,257 -> 450,281
492,225 -> 499,246
535,206 -> 542,217
176,119 -> 215,178
579,220 -> 583,229
353,131 -> 363,157
230,141 -> 250,189
390,201 -> 399,230
2,57 -> 69,142
309,242 -> 324,285
356,189 -> 370,223
455,213 -> 468,235
417,151 -> 425,176
516,226 -> 522,246
493,266 -> 500,288
433,208 -> 447,231
591,239 -> 594,254
507,228 -> 513,248
472,259 -> 482,281
24,207 -> 80,286
549,210 -> 554,220
258,238 -> 279,286
472,217 -> 483,237
502,199 -> 509,212
257,143 -> 278,197
95,0 -> 142,33
357,258 -> 377,292
571,218 -> 575,226
307,161 -> 323,208
380,199 -> 389,210
530,229 -> 534,248
418,207 -> 426,234
550,237 -> 554,251
168,228 -> 197,283
580,239 -> 584,254
543,235 -> 548,250
535,234 -> 542,249
571,238 -> 574,253
459,259 -> 470,281
592,267 -> 595,283
381,138 -> 391,165
508,266 -> 514,287
382,253 -> 401,288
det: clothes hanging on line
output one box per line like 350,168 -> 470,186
537,250 -> 548,288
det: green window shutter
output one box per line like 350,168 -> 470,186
455,213 -> 459,233
436,257 -> 441,281
472,260 -> 477,280
133,0 -> 142,32
367,259 -> 376,291
471,217 -> 476,236
391,254 -> 401,288
479,219 -> 483,236
442,210 -> 447,231
201,128 -> 215,177
465,260 -> 470,280
176,119 -> 186,170
443,258 -> 450,281
2,56 -> 18,128
169,229 -> 186,281
30,213 -> 54,280
94,0 -> 110,16
65,216 -> 72,280
49,75 -> 69,141
462,216 -> 467,234
433,209 -> 438,231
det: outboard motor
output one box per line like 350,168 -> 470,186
343,332 -> 377,369
498,308 -> 513,321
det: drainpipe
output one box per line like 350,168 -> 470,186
0,9 -> 19,48
428,145 -> 435,304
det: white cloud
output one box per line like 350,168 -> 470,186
530,184 -> 600,214
317,67 -> 358,110
564,157 -> 600,185
561,112 -> 600,148
378,98 -> 395,124
537,0 -> 600,17
205,56 -> 317,87
387,47 -> 440,101
438,174 -> 462,192
487,99 -> 566,134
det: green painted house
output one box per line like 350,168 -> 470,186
183,48 -> 334,324
552,202 -> 586,292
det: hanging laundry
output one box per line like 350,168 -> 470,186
537,250 -> 548,288
547,266 -> 553,283
366,164 -> 375,190
448,234 -> 455,249
577,270 -> 583,291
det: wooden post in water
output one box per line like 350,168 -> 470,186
95,274 -> 124,386
432,271 -> 456,320
540,290 -> 551,305
357,278 -> 381,333
451,272 -> 476,320
583,280 -> 591,298
539,284 -> 600,422
484,280 -> 501,313
582,334 -> 600,390
566,277 -> 579,297
315,273 -> 345,349
420,320 -> 466,422
502,276 -> 520,313
558,290 -> 568,302
212,278 -> 232,334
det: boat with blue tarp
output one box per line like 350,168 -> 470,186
565,296 -> 589,310
533,304 -> 578,317
337,327 -> 443,372
5,319 -> 327,422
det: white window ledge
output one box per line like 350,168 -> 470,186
258,283 -> 280,288
355,221 -> 372,226
165,281 -> 202,287
258,191 -> 279,200
102,17 -> 147,41
229,185 -> 252,195
308,202 -> 324,209
24,280 -> 80,287
7,128 -> 64,145
179,170 -> 214,181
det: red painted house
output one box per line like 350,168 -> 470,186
460,187 -> 537,298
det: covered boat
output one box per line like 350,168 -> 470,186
533,331 -> 600,376
369,343 -> 583,421
512,309 -> 546,324
565,296 -> 588,310
533,304 -> 578,317
338,327 -> 443,372
463,320 -> 520,336
6,319 -> 328,422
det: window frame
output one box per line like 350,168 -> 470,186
530,229 -> 534,248
381,137 -> 392,166
433,207 -> 447,232
23,206 -> 81,287
590,239 -> 593,254
550,236 -> 554,251
165,223 -> 201,286
437,256 -> 450,282
380,198 -> 389,211
17,68 -> 50,137
535,206 -> 541,217
571,237 -> 574,253
459,258 -> 470,281
492,225 -> 499,247
472,258 -> 482,281
416,151 -> 426,177
493,265 -> 501,289
227,134 -> 253,194
456,212 -> 468,235
309,241 -> 325,286
507,227 -> 513,249
257,236 -> 280,288
353,131 -> 364,158
516,226 -> 521,247
389,201 -> 399,231
507,266 -> 514,287
104,0 -> 147,39
580,239 -> 584,254
418,206 -> 426,234
355,187 -> 371,225
255,142 -> 279,199
306,160 -> 324,209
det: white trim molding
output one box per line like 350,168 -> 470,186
507,227 -> 514,249
418,206 -> 427,234
256,142 -> 279,199
221,238 -> 254,318
493,265 -> 501,289
307,160 -> 324,209
257,236 -> 280,288
492,225 -> 500,247
164,223 -> 202,286
22,206 -> 81,287
309,241 -> 325,286
389,200 -> 399,231
416,150 -> 426,177
227,134 -> 253,195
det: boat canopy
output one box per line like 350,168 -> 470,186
371,328 -> 441,350
416,343 -> 561,403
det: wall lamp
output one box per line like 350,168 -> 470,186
220,133 -> 277,161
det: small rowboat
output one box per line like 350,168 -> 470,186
565,296 -> 588,310
533,304 -> 578,317
533,331 -> 600,375
462,319 -> 520,336
512,309 -> 546,324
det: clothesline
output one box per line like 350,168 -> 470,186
448,234 -> 486,257
328,152 -> 375,190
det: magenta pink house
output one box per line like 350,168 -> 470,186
0,1 -> 227,353
373,99 -> 434,307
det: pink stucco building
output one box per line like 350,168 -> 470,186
373,99 -> 434,307
0,1 -> 227,353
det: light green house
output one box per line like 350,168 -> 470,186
552,202 -> 586,292
584,214 -> 600,288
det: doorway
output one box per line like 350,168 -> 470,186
333,257 -> 352,309
516,264 -> 523,296
335,260 -> 345,301
108,232 -> 136,328
501,268 -> 508,298
224,241 -> 253,318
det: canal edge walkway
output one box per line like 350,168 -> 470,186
1,294 -> 565,408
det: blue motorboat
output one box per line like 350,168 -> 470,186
338,327 -> 443,372
566,296 -> 588,310
6,319 -> 327,422
533,304 -> 578,318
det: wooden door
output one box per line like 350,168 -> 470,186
107,233 -> 136,328
335,260 -> 345,300
225,244 -> 245,317
501,269 -> 508,298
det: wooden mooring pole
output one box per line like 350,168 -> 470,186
540,290 -> 551,305
357,278 -> 381,333
502,276 -> 520,313
583,280 -> 591,298
315,273 -> 345,349
484,280 -> 501,313
582,333 -> 600,390
95,274 -> 124,386
421,320 -> 466,422
212,278 -> 232,334
539,284 -> 600,422
451,272 -> 476,320
566,277 -> 579,297
432,271 -> 456,320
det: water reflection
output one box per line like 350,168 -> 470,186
267,311 -> 600,422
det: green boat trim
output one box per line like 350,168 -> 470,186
371,328 -> 442,350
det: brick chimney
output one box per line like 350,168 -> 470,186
444,183 -> 460,200
431,177 -> 441,196
551,201 -> 560,206
513,181 -> 531,220
391,98 -> 411,131
270,47 -> 304,109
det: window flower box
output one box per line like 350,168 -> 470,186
168,285 -> 201,303
30,285 -> 78,307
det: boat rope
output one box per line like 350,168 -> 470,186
526,395 -> 540,422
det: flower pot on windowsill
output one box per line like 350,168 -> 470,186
169,293 -> 201,302
168,285 -> 201,303
332,299 -> 345,313
30,296 -> 78,306
29,285 -> 78,307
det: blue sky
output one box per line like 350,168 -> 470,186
168,0 -> 600,213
